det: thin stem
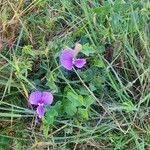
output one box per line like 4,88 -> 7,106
73,67 -> 126,133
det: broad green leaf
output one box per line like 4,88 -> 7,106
93,4 -> 111,15
0,136 -> 10,149
83,96 -> 94,107
67,92 -> 84,107
89,83 -> 97,92
113,1 -> 130,12
81,43 -> 95,56
64,101 -> 77,116
78,108 -> 89,120
94,58 -> 105,68
45,107 -> 58,125
53,101 -> 63,114
43,124 -> 50,138
46,71 -> 58,93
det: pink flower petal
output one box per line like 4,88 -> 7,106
36,105 -> 45,118
73,59 -> 86,68
60,49 -> 74,70
29,91 -> 42,105
41,92 -> 53,105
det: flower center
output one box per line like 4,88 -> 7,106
38,102 -> 44,106
72,58 -> 76,64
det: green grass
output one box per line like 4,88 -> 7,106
0,0 -> 150,149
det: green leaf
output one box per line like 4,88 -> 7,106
78,108 -> 89,120
89,83 -> 97,92
81,43 -> 95,56
122,101 -> 137,112
46,71 -> 58,93
64,101 -> 77,116
94,58 -> 105,68
93,4 -> 111,15
83,96 -> 94,107
22,45 -> 34,56
45,107 -> 58,125
43,124 -> 50,139
113,1 -> 130,12
0,136 -> 10,149
53,101 -> 63,114
67,92 -> 84,107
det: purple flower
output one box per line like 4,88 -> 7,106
29,91 -> 53,118
60,48 -> 86,70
